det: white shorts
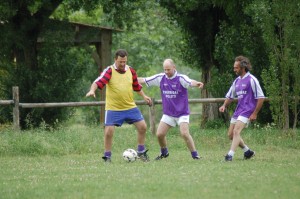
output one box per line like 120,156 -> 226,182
230,116 -> 249,124
161,114 -> 189,127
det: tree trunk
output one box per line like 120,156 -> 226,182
201,62 -> 220,127
292,96 -> 299,129
12,5 -> 40,71
281,67 -> 289,129
14,40 -> 39,71
282,96 -> 289,129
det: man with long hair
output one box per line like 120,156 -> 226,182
219,56 -> 265,161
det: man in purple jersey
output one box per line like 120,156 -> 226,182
138,59 -> 204,160
219,56 -> 265,161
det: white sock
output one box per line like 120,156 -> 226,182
242,145 -> 249,152
228,150 -> 235,156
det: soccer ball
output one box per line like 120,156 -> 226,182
122,149 -> 138,162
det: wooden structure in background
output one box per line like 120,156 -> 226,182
37,20 -> 122,124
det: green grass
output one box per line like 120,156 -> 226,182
0,124 -> 299,199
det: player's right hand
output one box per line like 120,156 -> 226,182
86,91 -> 96,98
144,96 -> 152,106
219,105 -> 225,112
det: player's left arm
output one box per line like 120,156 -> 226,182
249,98 -> 264,121
249,77 -> 265,121
136,90 -> 152,106
131,67 -> 152,106
190,80 -> 204,88
138,77 -> 145,84
180,75 -> 203,89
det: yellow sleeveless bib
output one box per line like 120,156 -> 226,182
105,66 -> 136,110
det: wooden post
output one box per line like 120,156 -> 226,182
95,29 -> 112,125
149,98 -> 156,135
13,86 -> 20,130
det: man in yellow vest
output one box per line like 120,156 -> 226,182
86,49 -> 152,162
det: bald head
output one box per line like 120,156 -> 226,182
163,58 -> 176,78
163,59 -> 176,68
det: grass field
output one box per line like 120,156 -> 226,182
0,124 -> 299,199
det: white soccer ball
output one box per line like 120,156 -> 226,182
122,148 -> 138,162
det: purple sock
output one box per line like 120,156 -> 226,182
161,147 -> 168,155
104,151 -> 111,158
137,145 -> 145,153
191,151 -> 198,158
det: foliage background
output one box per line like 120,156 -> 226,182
0,0 -> 299,129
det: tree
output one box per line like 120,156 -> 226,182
212,1 -> 272,125
157,0 -> 271,126
111,1 -> 202,123
0,0 -> 102,128
247,0 -> 300,129
157,0 -> 225,126
0,0 -> 195,127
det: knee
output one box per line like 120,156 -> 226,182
227,130 -> 234,140
156,131 -> 163,138
105,130 -> 114,138
180,131 -> 190,139
140,125 -> 147,133
137,123 -> 147,134
232,129 -> 241,137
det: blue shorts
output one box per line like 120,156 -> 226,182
105,107 -> 144,126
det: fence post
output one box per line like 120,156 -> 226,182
13,86 -> 20,130
149,98 -> 156,135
